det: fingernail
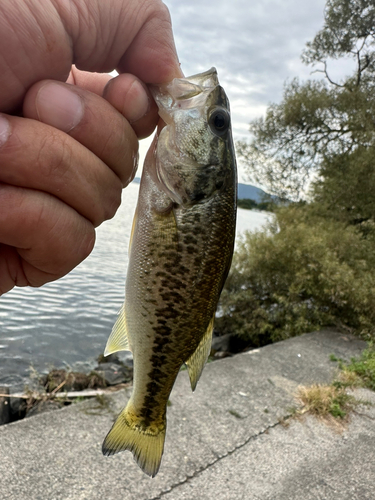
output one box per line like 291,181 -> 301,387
125,80 -> 150,124
36,83 -> 84,133
0,114 -> 10,147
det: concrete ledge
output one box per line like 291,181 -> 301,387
0,329 -> 372,500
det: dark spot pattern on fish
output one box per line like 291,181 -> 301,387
145,298 -> 158,305
155,307 -> 179,320
183,234 -> 197,245
153,324 -> 172,336
186,245 -> 196,255
161,291 -> 184,302
109,70 -> 237,476
194,256 -> 202,267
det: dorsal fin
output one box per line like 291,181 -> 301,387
185,315 -> 214,391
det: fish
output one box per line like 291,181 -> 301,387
102,68 -> 237,477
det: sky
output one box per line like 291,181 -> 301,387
139,0 -> 331,183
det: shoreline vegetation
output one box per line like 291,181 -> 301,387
0,332 -> 249,425
237,198 -> 275,212
1,334 -> 374,428
0,353 -> 133,425
229,2 -> 375,348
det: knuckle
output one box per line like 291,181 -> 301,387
99,179 -> 122,224
139,0 -> 172,28
34,199 -> 95,275
36,131 -> 73,183
150,0 -> 172,21
0,246 -> 29,295
78,226 -> 96,261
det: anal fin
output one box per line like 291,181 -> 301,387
185,315 -> 214,391
104,305 -> 131,356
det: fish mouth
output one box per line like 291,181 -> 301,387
151,68 -> 228,208
150,67 -> 219,123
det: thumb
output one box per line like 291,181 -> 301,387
0,0 -> 182,112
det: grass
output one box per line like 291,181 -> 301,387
9,364 -> 130,422
336,343 -> 375,391
292,343 -> 375,428
82,394 -> 114,417
296,384 -> 358,421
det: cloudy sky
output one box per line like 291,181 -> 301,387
139,0 -> 331,182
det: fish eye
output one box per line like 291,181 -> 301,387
209,108 -> 230,137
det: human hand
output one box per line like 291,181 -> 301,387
0,0 -> 182,295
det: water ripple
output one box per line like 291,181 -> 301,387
0,183 -> 272,388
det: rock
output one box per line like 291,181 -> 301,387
211,334 -> 232,353
96,351 -> 133,371
227,335 -> 253,353
42,369 -> 109,392
96,353 -> 122,365
121,352 -> 134,370
38,374 -> 48,387
65,372 -> 93,391
25,400 -> 63,419
91,363 -> 133,386
10,397 -> 27,421
43,369 -> 92,392
212,351 -> 232,360
211,333 -> 253,355
0,387 -> 10,425
97,352 -> 133,370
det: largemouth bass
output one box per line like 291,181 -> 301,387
102,68 -> 237,477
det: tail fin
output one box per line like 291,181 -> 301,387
102,405 -> 166,478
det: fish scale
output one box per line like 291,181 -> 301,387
102,68 -> 237,477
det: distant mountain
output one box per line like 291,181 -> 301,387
133,178 -> 269,203
237,183 -> 268,203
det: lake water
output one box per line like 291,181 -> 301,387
0,182 -> 272,389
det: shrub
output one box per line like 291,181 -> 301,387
217,205 -> 375,346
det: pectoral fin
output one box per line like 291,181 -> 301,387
104,306 -> 131,356
129,204 -> 138,253
185,315 -> 214,391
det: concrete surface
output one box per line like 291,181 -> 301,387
0,329 -> 374,499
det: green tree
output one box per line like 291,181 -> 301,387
219,1 -> 375,345
238,0 -> 375,224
